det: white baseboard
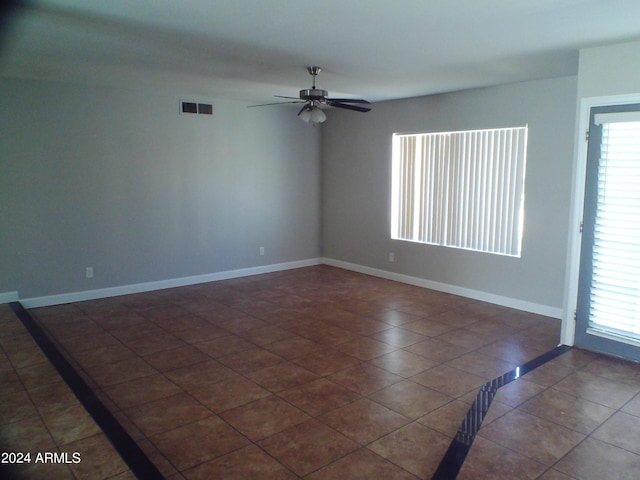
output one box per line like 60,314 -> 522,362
20,258 -> 323,308
322,257 -> 563,319
0,291 -> 19,304
16,257 -> 563,319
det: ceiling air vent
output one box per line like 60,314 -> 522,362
180,100 -> 213,116
197,103 -> 213,115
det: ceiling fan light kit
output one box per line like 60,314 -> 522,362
250,66 -> 371,124
298,104 -> 327,124
310,107 -> 327,123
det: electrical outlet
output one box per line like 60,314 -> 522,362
259,247 -> 265,256
389,252 -> 395,262
85,267 -> 94,278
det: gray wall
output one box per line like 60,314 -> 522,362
561,39 -> 640,344
322,76 -> 578,310
0,78 -> 321,298
577,39 -> 640,98
1,74 -> 579,311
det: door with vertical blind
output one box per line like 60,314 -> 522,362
575,103 -> 640,361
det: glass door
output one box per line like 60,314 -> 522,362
575,103 -> 640,361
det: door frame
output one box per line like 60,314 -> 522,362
562,93 -> 640,348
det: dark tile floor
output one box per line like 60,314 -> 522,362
0,305 -> 133,479
1,265 -> 639,479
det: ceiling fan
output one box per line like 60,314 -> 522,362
250,66 -> 371,124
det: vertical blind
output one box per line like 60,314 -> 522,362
588,116 -> 640,340
391,126 -> 528,257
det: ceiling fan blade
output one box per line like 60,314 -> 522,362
248,101 -> 305,107
326,98 -> 370,104
327,101 -> 371,113
274,95 -> 302,100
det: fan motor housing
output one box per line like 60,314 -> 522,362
300,89 -> 328,101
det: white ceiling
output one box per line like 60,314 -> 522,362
2,0 -> 640,103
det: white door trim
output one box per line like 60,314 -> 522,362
562,93 -> 640,346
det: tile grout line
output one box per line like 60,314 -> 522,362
431,344 -> 572,480
9,301 -> 165,480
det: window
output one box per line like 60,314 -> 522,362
587,112 -> 640,340
391,126 -> 528,257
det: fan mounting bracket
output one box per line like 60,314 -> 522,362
299,89 -> 328,101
